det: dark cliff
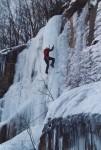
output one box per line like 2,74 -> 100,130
0,45 -> 27,98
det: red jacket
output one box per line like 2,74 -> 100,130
43,46 -> 54,58
43,48 -> 50,58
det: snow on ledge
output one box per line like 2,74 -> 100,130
45,81 -> 101,123
90,0 -> 97,6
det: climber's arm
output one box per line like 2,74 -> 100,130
49,45 -> 54,51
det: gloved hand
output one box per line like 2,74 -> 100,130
52,45 -> 54,49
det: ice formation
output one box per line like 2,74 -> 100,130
0,0 -> 101,150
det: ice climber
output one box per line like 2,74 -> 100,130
43,45 -> 55,74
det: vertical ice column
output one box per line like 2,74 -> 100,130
46,134 -> 49,150
59,137 -> 63,150
0,54 -> 6,76
52,128 -> 56,150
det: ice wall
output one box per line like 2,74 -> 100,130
0,15 -> 62,140
1,1 -> 99,127
0,0 -> 101,149
39,1 -> 101,150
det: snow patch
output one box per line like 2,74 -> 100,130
45,81 -> 101,123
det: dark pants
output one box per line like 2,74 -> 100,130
44,57 -> 55,74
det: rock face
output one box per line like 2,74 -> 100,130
66,0 -> 89,19
0,45 -> 27,98
0,113 -> 28,143
39,114 -> 101,150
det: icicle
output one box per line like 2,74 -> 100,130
58,137 -> 63,150
53,128 -> 56,150
42,114 -> 101,150
0,54 -> 6,76
46,134 -> 49,150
